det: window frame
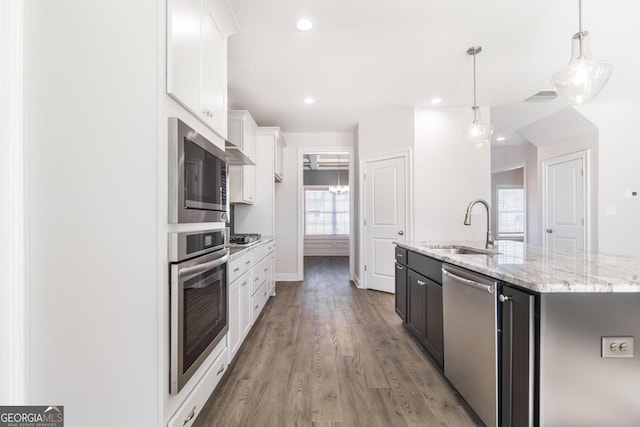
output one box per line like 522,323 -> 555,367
303,185 -> 350,237
495,185 -> 526,241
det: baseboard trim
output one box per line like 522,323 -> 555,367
275,273 -> 299,282
353,274 -> 364,289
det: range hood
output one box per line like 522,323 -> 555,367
225,140 -> 255,165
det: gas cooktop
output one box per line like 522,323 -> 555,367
230,233 -> 261,245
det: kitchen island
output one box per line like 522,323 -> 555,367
394,240 -> 640,427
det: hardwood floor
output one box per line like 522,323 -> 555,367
193,256 -> 481,427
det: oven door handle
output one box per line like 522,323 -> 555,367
179,254 -> 229,281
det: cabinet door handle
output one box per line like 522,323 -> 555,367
254,277 -> 259,281
255,305 -> 259,309
182,406 -> 196,426
241,281 -> 247,287
216,364 -> 225,376
245,260 -> 251,265
417,280 -> 426,286
233,267 -> 240,272
396,265 -> 404,270
499,294 -> 512,303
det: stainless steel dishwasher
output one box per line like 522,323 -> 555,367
442,265 -> 498,427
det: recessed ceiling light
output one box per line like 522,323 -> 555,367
431,98 -> 442,104
304,97 -> 315,104
296,18 -> 313,31
496,136 -> 506,141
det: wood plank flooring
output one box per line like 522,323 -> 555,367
193,256 -> 482,427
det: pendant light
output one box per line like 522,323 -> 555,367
551,0 -> 613,104
464,46 -> 493,148
329,154 -> 348,195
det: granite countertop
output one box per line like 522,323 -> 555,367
396,240 -> 640,293
229,236 -> 275,260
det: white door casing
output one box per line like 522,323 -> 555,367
363,154 -> 408,293
542,151 -> 588,251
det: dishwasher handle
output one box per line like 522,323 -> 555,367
442,268 -> 495,294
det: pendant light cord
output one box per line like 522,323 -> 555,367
578,0 -> 584,57
578,0 -> 583,34
472,51 -> 478,122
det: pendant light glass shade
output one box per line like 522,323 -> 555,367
464,108 -> 493,148
464,46 -> 493,148
551,0 -> 613,104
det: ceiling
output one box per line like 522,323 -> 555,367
303,153 -> 350,170
227,0 -> 640,135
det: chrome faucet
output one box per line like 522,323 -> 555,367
464,199 -> 495,249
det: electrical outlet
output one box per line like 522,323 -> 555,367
602,336 -> 635,358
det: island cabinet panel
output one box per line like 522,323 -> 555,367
394,247 -> 408,322
425,280 -> 443,365
396,246 -> 443,367
501,284 -> 536,427
407,269 -> 426,339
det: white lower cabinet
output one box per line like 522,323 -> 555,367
228,270 -> 250,360
167,344 -> 229,427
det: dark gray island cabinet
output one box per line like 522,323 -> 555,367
394,246 -> 443,367
395,241 -> 640,427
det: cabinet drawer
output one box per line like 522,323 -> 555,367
251,281 -> 268,324
252,243 -> 269,264
167,344 -> 229,427
229,250 -> 253,283
395,246 -> 408,265
407,251 -> 442,284
251,258 -> 268,295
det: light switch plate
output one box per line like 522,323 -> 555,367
602,336 -> 634,358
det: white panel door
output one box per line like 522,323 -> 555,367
544,154 -> 586,251
364,155 -> 407,293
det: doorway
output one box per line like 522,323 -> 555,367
297,148 -> 354,281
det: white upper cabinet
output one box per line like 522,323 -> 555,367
228,110 -> 257,204
167,0 -> 238,138
274,133 -> 286,182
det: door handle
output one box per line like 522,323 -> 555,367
398,230 -> 404,236
546,229 -> 553,234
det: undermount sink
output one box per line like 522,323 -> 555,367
424,245 -> 500,256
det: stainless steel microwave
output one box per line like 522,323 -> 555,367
169,118 -> 229,223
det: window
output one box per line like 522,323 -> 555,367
305,189 -> 349,235
496,187 -> 525,239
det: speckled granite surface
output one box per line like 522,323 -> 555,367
229,236 -> 274,260
396,240 -> 640,293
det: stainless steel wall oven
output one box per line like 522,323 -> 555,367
168,117 -> 229,223
169,228 -> 229,394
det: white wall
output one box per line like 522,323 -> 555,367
304,236 -> 350,256
275,133 -> 354,280
357,107 -> 415,160
413,107 -> 491,242
0,0 -> 26,405
576,104 -> 640,256
25,1 -> 160,426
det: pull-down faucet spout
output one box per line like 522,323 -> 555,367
464,199 -> 495,249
